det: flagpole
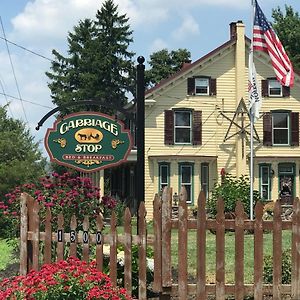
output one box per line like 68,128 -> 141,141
249,0 -> 255,220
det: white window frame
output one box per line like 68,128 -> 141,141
159,163 -> 169,194
260,165 -> 271,200
268,79 -> 282,97
174,111 -> 192,145
272,112 -> 290,145
195,77 -> 209,95
201,163 -> 209,200
179,164 -> 193,204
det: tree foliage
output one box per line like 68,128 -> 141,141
0,106 -> 46,198
46,0 -> 135,115
272,5 -> 300,71
145,48 -> 191,88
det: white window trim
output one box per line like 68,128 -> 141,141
159,164 -> 169,192
268,79 -> 282,97
195,77 -> 209,96
174,111 -> 192,145
180,164 -> 193,204
260,165 -> 271,200
272,112 -> 290,146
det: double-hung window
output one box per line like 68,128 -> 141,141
272,112 -> 289,145
201,163 -> 209,200
259,164 -> 271,200
195,78 -> 209,95
268,79 -> 282,97
179,163 -> 193,204
174,111 -> 192,144
159,163 -> 169,194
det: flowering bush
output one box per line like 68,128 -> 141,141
0,172 -> 117,236
0,257 -> 133,299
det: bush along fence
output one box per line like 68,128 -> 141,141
19,188 -> 300,299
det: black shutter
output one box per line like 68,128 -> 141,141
261,80 -> 268,97
164,110 -> 174,145
210,78 -> 217,96
187,78 -> 195,95
263,112 -> 272,146
192,111 -> 202,145
283,86 -> 290,97
291,112 -> 299,146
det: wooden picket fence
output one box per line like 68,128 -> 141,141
19,188 -> 300,299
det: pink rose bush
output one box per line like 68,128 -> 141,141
0,257 -> 133,299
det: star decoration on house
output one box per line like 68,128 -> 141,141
219,98 -> 260,158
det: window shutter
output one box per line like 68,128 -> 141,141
164,110 -> 174,145
187,78 -> 195,95
291,112 -> 299,146
210,78 -> 217,96
192,110 -> 202,145
261,80 -> 268,97
282,86 -> 290,97
263,112 -> 272,146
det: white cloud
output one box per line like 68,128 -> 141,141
148,38 -> 169,54
172,15 -> 200,41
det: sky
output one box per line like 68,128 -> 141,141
0,0 -> 299,157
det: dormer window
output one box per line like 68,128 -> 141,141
269,79 -> 282,97
187,77 -> 216,96
261,78 -> 290,98
195,78 -> 209,95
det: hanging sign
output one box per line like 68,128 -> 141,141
45,112 -> 132,172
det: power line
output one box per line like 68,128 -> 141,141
0,16 -> 28,123
0,35 -> 53,62
0,78 -> 14,117
0,91 -> 54,109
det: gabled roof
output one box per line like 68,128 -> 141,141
145,36 -> 238,97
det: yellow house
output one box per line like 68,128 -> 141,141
143,21 -> 300,216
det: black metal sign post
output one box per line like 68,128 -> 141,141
136,56 -> 145,208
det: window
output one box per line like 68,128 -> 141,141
187,77 -> 216,96
164,110 -> 202,145
259,164 -> 271,200
159,163 -> 169,194
179,163 -> 193,204
263,111 -> 299,146
261,78 -> 290,97
201,163 -> 209,200
272,112 -> 289,145
269,79 -> 282,97
195,78 -> 209,95
174,111 -> 192,144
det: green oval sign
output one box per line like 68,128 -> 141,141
45,112 -> 133,172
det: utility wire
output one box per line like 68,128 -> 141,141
0,78 -> 14,117
0,35 -> 53,62
0,91 -> 54,109
0,16 -> 28,123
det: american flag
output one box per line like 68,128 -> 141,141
253,0 -> 294,87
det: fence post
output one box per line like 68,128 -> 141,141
178,187 -> 188,299
153,193 -> 162,292
197,191 -> 206,299
138,201 -> 147,300
273,200 -> 282,300
216,198 -> 225,300
124,207 -> 132,295
19,193 -> 29,275
292,198 -> 300,299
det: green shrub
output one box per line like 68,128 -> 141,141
263,248 -> 291,284
207,174 -> 261,218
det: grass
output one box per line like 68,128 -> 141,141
0,239 -> 17,271
171,229 -> 292,283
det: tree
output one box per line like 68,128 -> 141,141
0,106 -> 46,199
272,5 -> 300,71
145,48 -> 191,88
46,0 -> 135,115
